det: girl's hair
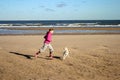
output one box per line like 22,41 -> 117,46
49,28 -> 54,31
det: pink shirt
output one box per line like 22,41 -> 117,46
44,31 -> 52,44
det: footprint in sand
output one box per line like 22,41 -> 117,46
101,45 -> 109,48
90,45 -> 110,57
72,47 -> 78,50
100,45 -> 109,50
0,47 -> 3,50
98,45 -> 109,52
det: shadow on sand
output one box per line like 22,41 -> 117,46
53,56 -> 61,60
46,56 -> 61,60
9,52 -> 61,60
9,52 -> 34,59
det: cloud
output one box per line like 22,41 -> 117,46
39,6 -> 45,8
45,8 -> 55,12
81,0 -> 87,3
38,5 -> 55,12
56,3 -> 67,8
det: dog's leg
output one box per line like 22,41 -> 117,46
63,54 -> 68,60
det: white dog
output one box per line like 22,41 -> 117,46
62,47 -> 69,60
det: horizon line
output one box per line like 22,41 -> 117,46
0,19 -> 120,21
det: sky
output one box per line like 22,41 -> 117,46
0,0 -> 120,20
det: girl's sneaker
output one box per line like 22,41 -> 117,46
34,51 -> 40,58
35,53 -> 38,58
49,56 -> 53,60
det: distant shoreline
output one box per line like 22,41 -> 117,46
0,33 -> 120,36
0,27 -> 120,35
1,27 -> 120,30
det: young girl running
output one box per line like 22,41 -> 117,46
35,28 -> 54,59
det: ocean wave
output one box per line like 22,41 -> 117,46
0,21 -> 120,28
0,25 -> 120,28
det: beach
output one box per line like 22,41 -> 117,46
0,35 -> 120,80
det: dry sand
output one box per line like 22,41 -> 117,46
0,35 -> 120,80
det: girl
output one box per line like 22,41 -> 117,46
35,28 -> 54,59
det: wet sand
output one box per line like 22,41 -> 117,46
1,27 -> 120,30
1,27 -> 120,35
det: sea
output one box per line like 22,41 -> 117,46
0,20 -> 120,35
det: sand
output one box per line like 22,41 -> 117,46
0,35 -> 120,80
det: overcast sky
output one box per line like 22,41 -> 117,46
0,0 -> 120,20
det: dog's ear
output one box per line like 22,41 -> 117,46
65,47 -> 68,50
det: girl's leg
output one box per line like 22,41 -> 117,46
48,44 -> 54,58
35,43 -> 48,58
